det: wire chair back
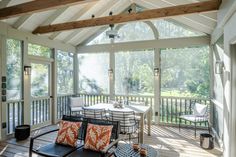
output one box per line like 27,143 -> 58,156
83,108 -> 106,119
108,110 -> 137,134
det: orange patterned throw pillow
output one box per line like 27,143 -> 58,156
84,123 -> 113,152
56,120 -> 82,147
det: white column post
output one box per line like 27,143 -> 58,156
23,38 -> 31,126
0,35 -> 7,139
51,48 -> 58,124
154,48 -> 161,124
109,51 -> 115,100
74,53 -> 78,95
209,45 -> 214,125
109,40 -> 115,100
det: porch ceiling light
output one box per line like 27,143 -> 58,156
24,65 -> 32,75
215,60 -> 224,74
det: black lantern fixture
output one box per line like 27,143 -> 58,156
108,68 -> 113,77
24,66 -> 32,75
154,67 -> 159,76
215,60 -> 224,74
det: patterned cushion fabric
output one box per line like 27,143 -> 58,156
56,120 -> 82,147
84,123 -> 113,152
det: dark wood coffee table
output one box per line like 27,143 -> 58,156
114,143 -> 158,157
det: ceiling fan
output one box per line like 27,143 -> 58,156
106,24 -> 119,39
106,11 -> 119,39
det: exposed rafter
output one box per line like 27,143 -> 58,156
40,7 -> 69,26
49,1 -> 97,40
32,0 -> 220,34
13,0 -> 58,29
63,0 -> 131,44
135,0 -> 217,34
0,0 -> 10,9
0,0 -> 97,20
13,14 -> 32,29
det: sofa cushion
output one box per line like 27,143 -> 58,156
36,143 -> 80,157
56,120 -> 82,147
84,123 -> 113,152
68,148 -> 104,157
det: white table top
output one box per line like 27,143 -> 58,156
83,103 -> 151,114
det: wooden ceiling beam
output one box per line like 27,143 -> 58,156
0,0 -> 97,20
33,0 -> 221,34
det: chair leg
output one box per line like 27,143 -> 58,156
179,118 -> 181,132
138,133 -> 139,144
129,134 -> 131,143
194,122 -> 196,138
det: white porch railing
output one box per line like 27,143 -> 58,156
57,94 -> 74,119
7,100 -> 23,134
160,96 -> 210,126
31,97 -> 50,126
56,94 -> 210,126
6,94 -> 210,134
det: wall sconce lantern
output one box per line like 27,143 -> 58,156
215,60 -> 224,74
154,67 -> 159,76
108,68 -> 113,77
24,66 -> 32,75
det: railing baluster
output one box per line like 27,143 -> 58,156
12,103 -> 15,131
171,98 -> 173,123
184,99 -> 187,124
7,103 -> 10,133
175,98 -> 177,124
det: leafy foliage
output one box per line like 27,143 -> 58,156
31,63 -> 49,97
115,50 -> 154,95
161,46 -> 210,98
6,39 -> 22,100
78,53 -> 109,94
57,50 -> 74,95
28,43 -> 51,58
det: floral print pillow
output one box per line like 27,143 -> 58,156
56,120 -> 82,147
84,123 -> 113,152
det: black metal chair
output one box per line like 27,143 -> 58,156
108,110 -> 139,142
29,115 -> 121,157
68,118 -> 121,157
29,115 -> 85,157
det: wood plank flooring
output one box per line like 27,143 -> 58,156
0,125 -> 222,157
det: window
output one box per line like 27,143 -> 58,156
87,22 -> 155,45
6,39 -> 22,100
87,28 -> 111,45
78,53 -> 109,94
115,50 -> 154,95
115,22 -> 155,43
31,63 -> 49,97
57,50 -> 74,95
28,43 -> 51,58
153,19 -> 205,39
213,36 -> 224,103
160,46 -> 210,98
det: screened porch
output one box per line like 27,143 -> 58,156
0,0 -> 232,157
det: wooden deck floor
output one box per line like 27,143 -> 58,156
0,125 -> 222,157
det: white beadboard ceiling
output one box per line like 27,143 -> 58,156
0,0 -> 217,46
